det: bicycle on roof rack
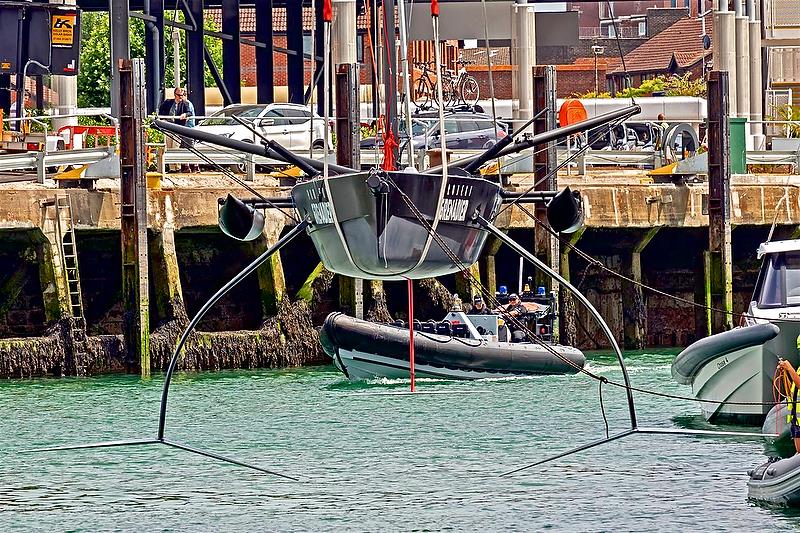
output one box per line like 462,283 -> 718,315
446,58 -> 480,108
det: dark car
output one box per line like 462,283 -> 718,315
410,111 -> 508,150
360,110 -> 508,152
359,118 -> 430,150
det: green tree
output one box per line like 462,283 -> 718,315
76,12 -> 223,108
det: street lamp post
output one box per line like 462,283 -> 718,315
592,45 -> 605,94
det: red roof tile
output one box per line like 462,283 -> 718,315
609,14 -> 712,75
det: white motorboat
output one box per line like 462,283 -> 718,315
672,239 -> 800,424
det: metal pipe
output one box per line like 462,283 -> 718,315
427,105 -> 641,174
152,119 -> 353,175
157,219 -> 310,441
478,216 -> 638,430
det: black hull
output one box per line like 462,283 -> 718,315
291,171 -> 502,280
319,312 -> 585,378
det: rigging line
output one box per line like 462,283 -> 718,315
382,173 -> 608,382
479,0 -> 500,175
604,0 -> 633,103
382,182 -> 786,411
494,117 -> 629,217
395,178 -> 782,406
515,202 -> 800,326
766,170 -> 793,243
157,129 -> 299,223
389,170 -> 785,405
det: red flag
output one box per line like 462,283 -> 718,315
323,0 -> 332,23
430,0 -> 439,17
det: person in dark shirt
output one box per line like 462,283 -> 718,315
495,293 -> 528,342
170,87 -> 198,172
470,294 -> 491,315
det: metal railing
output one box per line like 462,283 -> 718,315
0,146 -> 117,183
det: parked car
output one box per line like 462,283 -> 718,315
359,118 -> 430,150
410,111 -> 508,150
195,103 -> 330,151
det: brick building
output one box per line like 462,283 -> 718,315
607,13 -> 712,93
464,7 -> 690,98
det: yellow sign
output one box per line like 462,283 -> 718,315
0,63 -> 9,70
51,14 -> 76,47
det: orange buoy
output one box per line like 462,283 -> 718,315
559,99 -> 588,127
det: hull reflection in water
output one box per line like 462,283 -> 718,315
291,170 -> 502,280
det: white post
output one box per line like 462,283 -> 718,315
713,6 -> 737,117
735,14 -> 750,143
748,6 -> 765,149
172,27 -> 181,89
512,0 -> 535,134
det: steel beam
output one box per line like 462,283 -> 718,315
144,0 -> 164,113
221,0 -> 241,104
532,65 -> 558,296
186,0 -> 205,116
255,0 -> 274,103
109,0 -> 131,117
286,0 -> 304,103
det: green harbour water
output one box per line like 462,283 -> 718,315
2,350 -> 799,531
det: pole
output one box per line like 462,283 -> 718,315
396,0 -> 415,168
407,278 -> 415,392
706,70 -> 733,334
172,27 -> 181,88
110,0 -> 131,118
478,216 -> 638,430
119,58 -> 150,378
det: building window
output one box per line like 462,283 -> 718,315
638,21 -> 646,36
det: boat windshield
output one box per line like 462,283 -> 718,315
753,251 -> 800,308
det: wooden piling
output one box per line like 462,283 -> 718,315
707,70 -> 734,334
119,58 -> 151,377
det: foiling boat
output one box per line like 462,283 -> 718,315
672,239 -> 800,424
319,307 -> 585,381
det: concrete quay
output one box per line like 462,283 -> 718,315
0,169 -> 796,377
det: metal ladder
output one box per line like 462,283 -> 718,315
54,193 -> 85,319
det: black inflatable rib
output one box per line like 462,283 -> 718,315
671,323 -> 781,385
319,312 -> 585,376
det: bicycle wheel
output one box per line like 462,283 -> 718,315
413,77 -> 431,109
441,78 -> 456,109
461,76 -> 480,107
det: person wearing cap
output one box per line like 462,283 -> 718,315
496,293 -> 528,342
470,294 -> 491,315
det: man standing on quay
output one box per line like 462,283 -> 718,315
171,87 -> 198,173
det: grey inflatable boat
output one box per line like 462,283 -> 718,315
748,454 -> 800,506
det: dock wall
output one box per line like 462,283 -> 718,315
0,172 -> 797,376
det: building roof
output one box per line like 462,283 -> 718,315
459,47 -> 511,67
609,14 -> 712,75
207,7 -> 389,33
